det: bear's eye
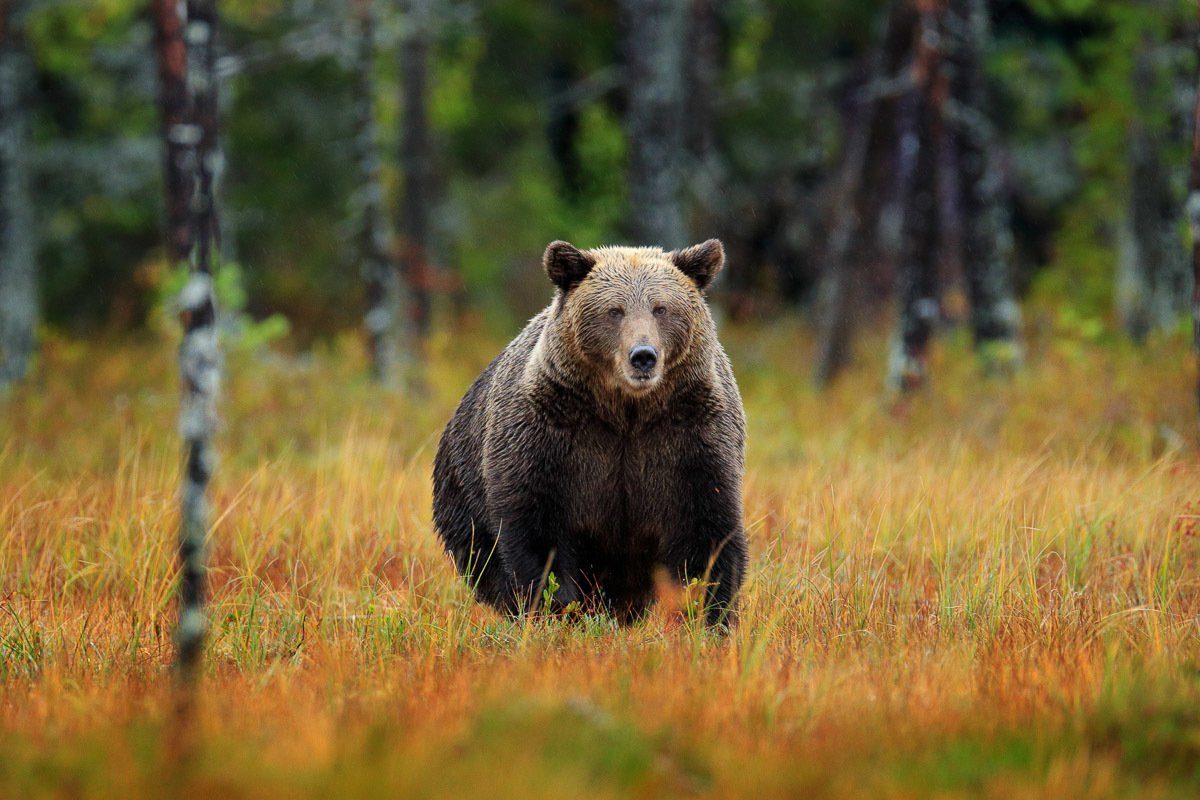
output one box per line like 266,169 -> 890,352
652,305 -> 667,317
607,307 -> 624,321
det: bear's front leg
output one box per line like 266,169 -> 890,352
661,433 -> 748,628
497,523 -> 582,615
664,528 -> 746,627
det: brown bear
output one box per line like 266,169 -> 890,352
432,239 -> 746,626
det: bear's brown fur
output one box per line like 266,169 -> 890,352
432,239 -> 746,625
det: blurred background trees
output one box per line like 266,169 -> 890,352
0,0 -> 37,389
3,0 -> 1200,394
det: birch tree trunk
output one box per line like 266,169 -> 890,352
947,0 -> 1022,370
399,0 -> 433,346
353,0 -> 404,383
0,0 -> 36,390
152,0 -> 223,681
887,0 -> 946,393
620,0 -> 687,248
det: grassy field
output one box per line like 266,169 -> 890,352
3,316 -> 1200,798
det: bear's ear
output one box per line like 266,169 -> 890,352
543,241 -> 596,292
669,239 -> 725,291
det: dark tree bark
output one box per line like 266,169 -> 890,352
619,0 -> 687,248
1190,10 -> 1200,418
153,0 -> 223,682
946,0 -> 1022,369
814,1 -> 916,387
887,0 -> 946,393
0,0 -> 36,390
813,68 -> 879,387
399,0 -> 433,345
153,0 -> 194,264
849,4 -> 922,317
353,0 -> 404,383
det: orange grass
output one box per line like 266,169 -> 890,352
2,317 -> 1199,798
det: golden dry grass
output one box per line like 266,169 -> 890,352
2,317 -> 1200,798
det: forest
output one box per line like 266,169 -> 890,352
2,0 -> 1200,797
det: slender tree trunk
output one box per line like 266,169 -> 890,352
859,4 -> 920,306
936,92 -> 963,314
0,0 -> 36,390
1190,8 -> 1200,419
153,0 -> 194,264
813,70 -> 878,387
153,0 -> 223,682
887,0 -> 946,393
814,1 -> 915,387
1123,41 -> 1163,342
353,0 -> 404,383
1123,36 -> 1185,342
620,0 -> 687,248
947,0 -> 1022,369
399,0 -> 432,345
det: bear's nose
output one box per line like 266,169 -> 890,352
629,345 -> 658,372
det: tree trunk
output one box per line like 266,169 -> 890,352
399,0 -> 433,345
353,0 -> 404,383
0,0 -> 36,390
1190,10 -> 1200,419
947,0 -> 1022,370
153,0 -> 194,264
153,0 -> 223,682
887,0 -> 946,393
1123,37 -> 1185,342
857,3 -> 921,308
813,69 -> 878,387
814,0 -> 915,387
620,0 -> 687,248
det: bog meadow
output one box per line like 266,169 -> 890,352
3,1 -> 1200,798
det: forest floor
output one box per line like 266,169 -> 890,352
2,316 -> 1200,799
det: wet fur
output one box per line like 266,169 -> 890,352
432,242 -> 747,625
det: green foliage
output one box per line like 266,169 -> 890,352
18,0 -> 1200,342
153,261 -> 290,353
541,570 -> 560,610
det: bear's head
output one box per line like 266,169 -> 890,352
542,239 -> 725,397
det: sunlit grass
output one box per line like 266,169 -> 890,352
2,314 -> 1199,798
